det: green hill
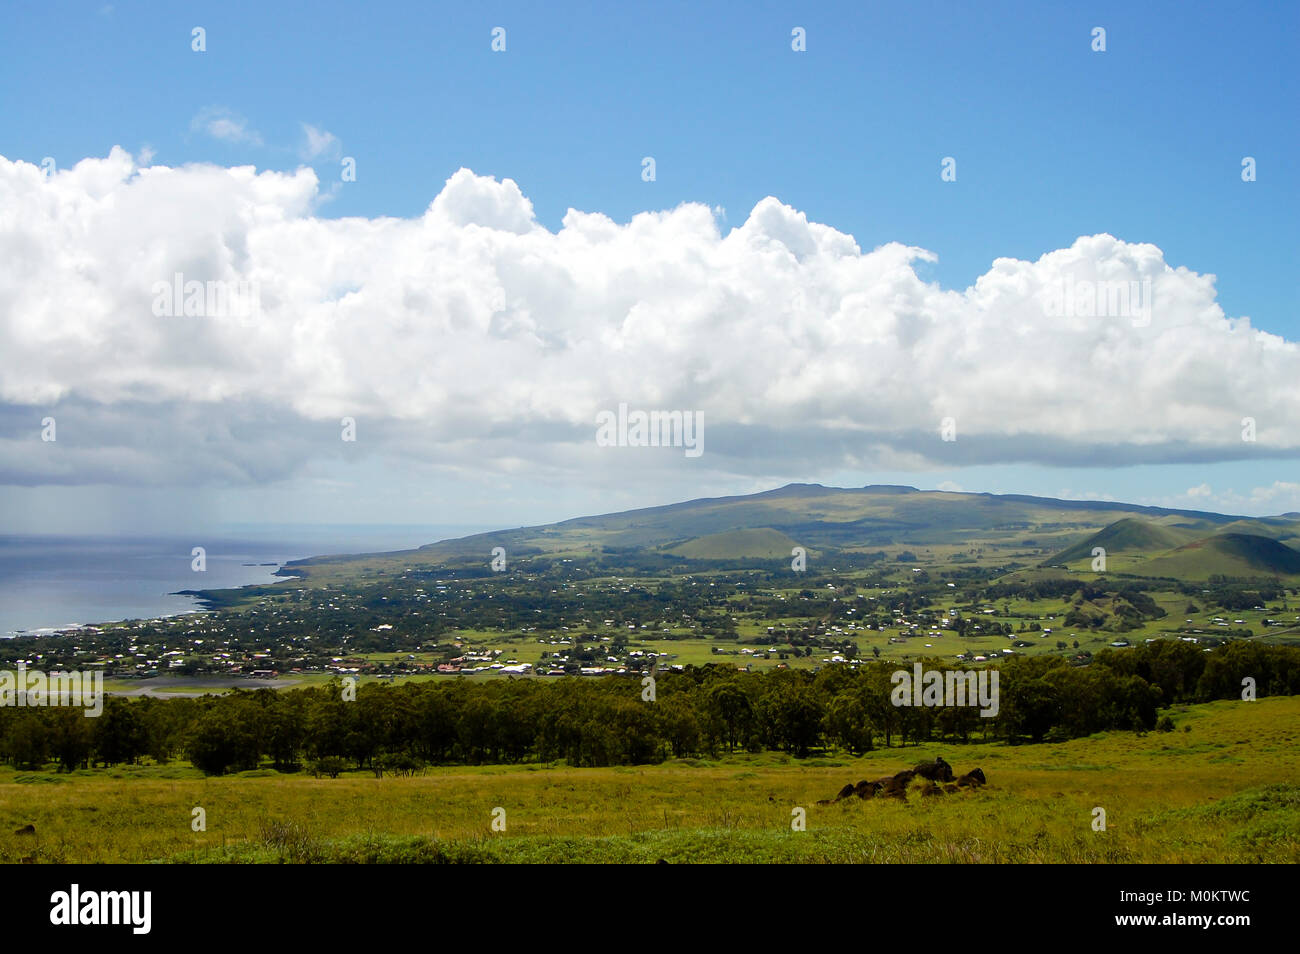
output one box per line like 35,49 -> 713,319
411,483 -> 1240,557
1048,518 -> 1198,567
1140,533 -> 1300,580
662,527 -> 802,560
1213,518 -> 1300,550
286,482 -> 1256,581
1214,518 -> 1297,540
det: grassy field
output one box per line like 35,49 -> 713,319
2,696 -> 1296,863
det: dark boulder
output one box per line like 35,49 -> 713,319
913,757 -> 954,782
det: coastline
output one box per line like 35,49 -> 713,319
0,525 -> 488,639
0,539 -> 300,639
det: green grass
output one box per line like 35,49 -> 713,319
2,696 -> 1296,864
663,528 -> 804,560
1141,533 -> 1300,581
1052,517 -> 1197,566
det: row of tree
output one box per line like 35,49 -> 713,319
2,640 -> 1296,775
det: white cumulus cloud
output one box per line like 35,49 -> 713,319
1,148 -> 1298,491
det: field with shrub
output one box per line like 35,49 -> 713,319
2,695 -> 1295,863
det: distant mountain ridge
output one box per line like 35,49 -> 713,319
286,483 -> 1297,579
418,483 -> 1248,552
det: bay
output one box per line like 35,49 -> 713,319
0,524 -> 487,637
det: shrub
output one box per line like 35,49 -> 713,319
310,756 -> 348,778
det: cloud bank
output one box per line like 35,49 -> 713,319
2,148 -> 1298,490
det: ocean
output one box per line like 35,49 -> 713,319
0,525 -> 490,637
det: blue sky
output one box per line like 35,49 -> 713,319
5,0 -> 1294,322
1,1 -> 1298,533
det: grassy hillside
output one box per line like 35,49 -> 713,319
662,527 -> 802,560
1046,513 -> 1300,580
1050,517 -> 1197,566
285,483 -> 1249,584
1141,533 -> 1300,581
1216,519 -> 1297,539
2,696 -> 1294,864
1215,518 -> 1300,550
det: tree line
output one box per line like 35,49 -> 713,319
2,640 -> 1297,775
